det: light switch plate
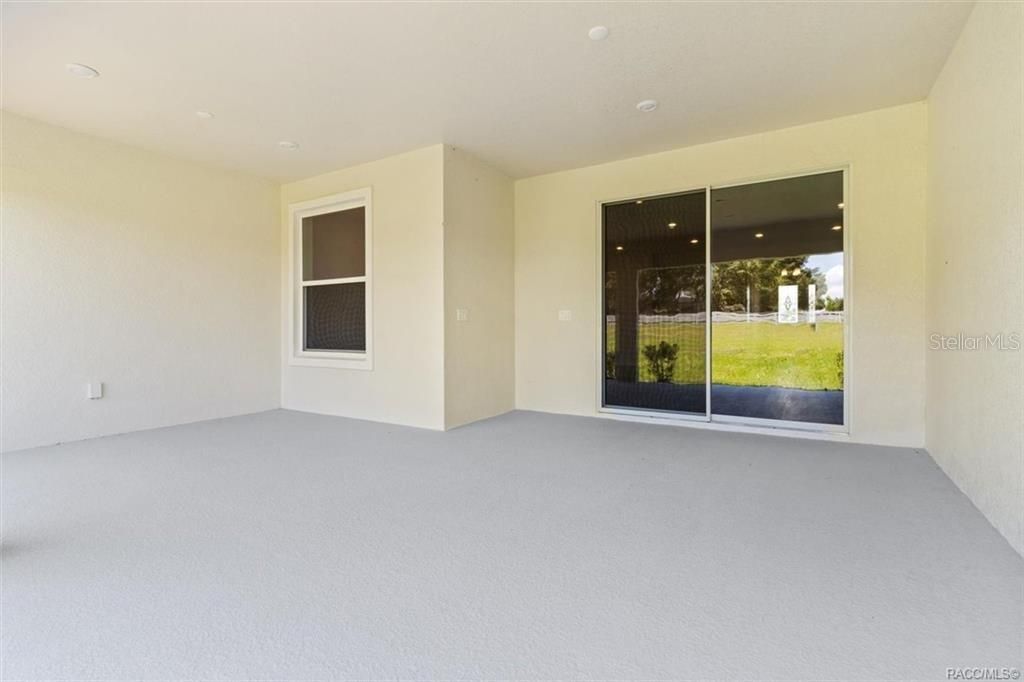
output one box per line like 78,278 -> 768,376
456,308 -> 469,322
87,382 -> 104,400
558,310 -> 572,321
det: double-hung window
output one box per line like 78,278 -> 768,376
289,188 -> 372,369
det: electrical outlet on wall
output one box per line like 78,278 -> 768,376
87,382 -> 104,400
558,310 -> 572,321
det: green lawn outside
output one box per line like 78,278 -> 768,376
606,321 -> 843,390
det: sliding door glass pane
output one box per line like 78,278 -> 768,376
302,207 -> 366,281
710,171 -> 844,425
602,190 -> 706,414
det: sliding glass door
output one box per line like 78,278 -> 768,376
710,171 -> 845,426
602,190 -> 707,416
600,170 -> 846,429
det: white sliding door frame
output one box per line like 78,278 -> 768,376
596,186 -> 712,425
596,166 -> 850,436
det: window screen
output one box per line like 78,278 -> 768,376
304,282 -> 366,352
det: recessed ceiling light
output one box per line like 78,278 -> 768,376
837,202 -> 845,209
690,238 -> 699,244
278,140 -> 299,151
195,110 -> 215,120
615,245 -> 624,251
667,222 -> 677,228
754,232 -> 764,238
635,200 -> 643,204
832,225 -> 843,231
588,26 -> 609,41
65,63 -> 99,79
636,99 -> 658,113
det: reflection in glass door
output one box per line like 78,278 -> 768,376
600,170 -> 846,429
602,190 -> 707,415
710,171 -> 845,425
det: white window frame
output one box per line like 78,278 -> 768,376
287,188 -> 373,370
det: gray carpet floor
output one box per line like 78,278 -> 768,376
2,409 -> 1021,679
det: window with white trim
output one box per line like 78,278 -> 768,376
289,189 -> 372,369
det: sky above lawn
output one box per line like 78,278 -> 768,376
807,252 -> 844,299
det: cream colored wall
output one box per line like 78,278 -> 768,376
280,145 -> 447,430
515,103 -> 928,447
1,112 -> 280,452
926,3 -> 1023,555
442,147 -> 515,428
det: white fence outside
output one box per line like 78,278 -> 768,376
606,311 -> 844,325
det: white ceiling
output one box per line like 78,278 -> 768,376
1,1 -> 972,180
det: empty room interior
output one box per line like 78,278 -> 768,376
2,1 -> 1023,679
